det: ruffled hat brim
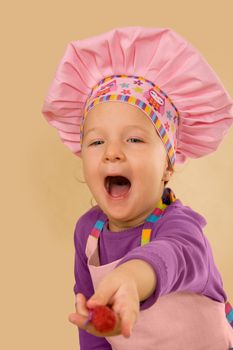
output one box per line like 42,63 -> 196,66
42,27 -> 233,164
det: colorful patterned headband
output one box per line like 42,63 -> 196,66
81,75 -> 180,166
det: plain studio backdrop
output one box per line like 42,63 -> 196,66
0,0 -> 232,349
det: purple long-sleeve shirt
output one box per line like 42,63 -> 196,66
73,198 -> 227,350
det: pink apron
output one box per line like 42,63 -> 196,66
85,190 -> 233,349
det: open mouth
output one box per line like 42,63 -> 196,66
104,176 -> 131,198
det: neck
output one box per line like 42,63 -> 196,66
108,213 -> 149,232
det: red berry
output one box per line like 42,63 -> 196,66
90,305 -> 117,332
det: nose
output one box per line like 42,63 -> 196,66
103,141 -> 125,162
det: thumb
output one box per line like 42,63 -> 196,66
87,280 -> 117,308
87,291 -> 108,308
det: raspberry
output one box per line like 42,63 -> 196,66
89,305 -> 117,332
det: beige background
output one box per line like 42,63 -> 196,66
1,0 -> 233,349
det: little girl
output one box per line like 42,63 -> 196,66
42,27 -> 233,349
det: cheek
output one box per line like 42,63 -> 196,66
133,154 -> 165,186
82,156 -> 100,190
82,156 -> 93,182
131,162 -> 154,188
151,144 -> 168,170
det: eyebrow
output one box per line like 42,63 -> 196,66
84,125 -> 148,137
83,127 -> 104,138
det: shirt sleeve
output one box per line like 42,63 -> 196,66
116,207 -> 226,310
73,218 -> 112,350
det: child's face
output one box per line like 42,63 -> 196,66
81,102 -> 172,231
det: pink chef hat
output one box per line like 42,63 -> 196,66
41,27 -> 233,166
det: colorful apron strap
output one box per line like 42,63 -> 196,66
90,219 -> 105,238
141,188 -> 176,246
225,301 -> 233,328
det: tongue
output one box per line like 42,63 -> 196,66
110,181 -> 130,198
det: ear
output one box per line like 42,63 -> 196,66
162,169 -> 173,182
162,160 -> 174,182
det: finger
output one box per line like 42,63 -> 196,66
75,293 -> 89,317
86,278 -> 119,308
120,308 -> 138,338
68,312 -> 88,329
113,300 -> 139,338
121,319 -> 132,338
86,291 -> 107,308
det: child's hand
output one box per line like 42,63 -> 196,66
68,293 -> 122,337
68,266 -> 140,338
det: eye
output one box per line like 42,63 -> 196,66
127,137 -> 144,143
89,140 -> 104,146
